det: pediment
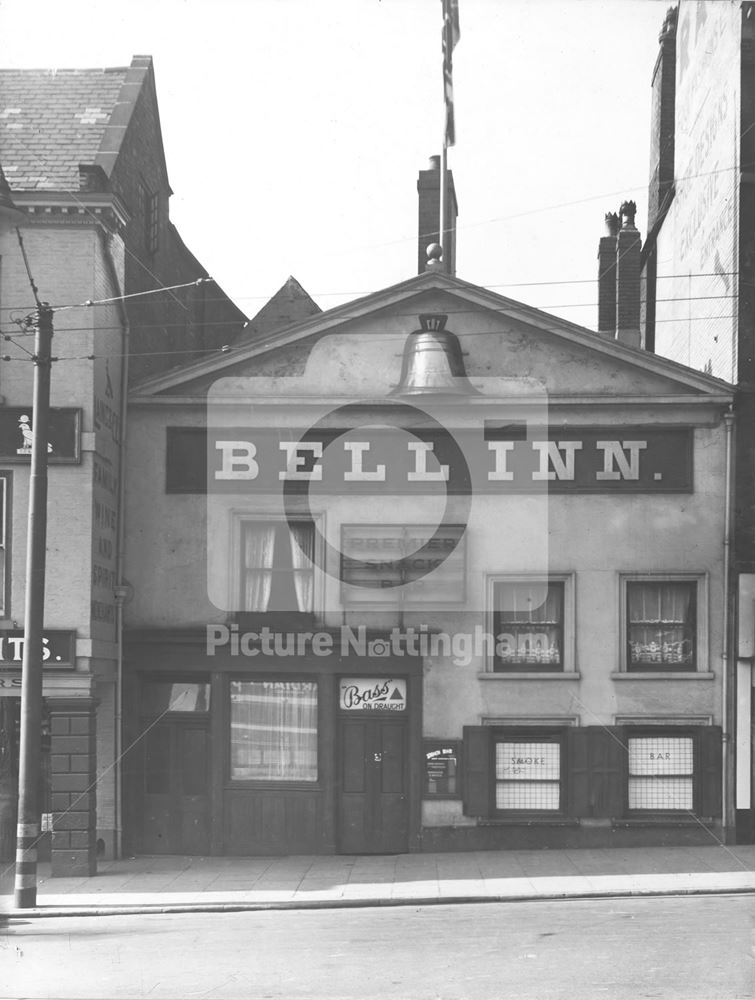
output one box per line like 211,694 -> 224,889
130,272 -> 732,402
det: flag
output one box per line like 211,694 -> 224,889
442,0 -> 460,147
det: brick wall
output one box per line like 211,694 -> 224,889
49,698 -> 97,876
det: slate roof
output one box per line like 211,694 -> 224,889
241,276 -> 322,341
0,66 -> 129,191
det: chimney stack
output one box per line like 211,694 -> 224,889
647,6 -> 677,234
417,156 -> 458,276
597,212 -> 620,338
596,202 -> 643,348
615,200 -> 642,348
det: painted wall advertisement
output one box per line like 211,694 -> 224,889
91,356 -> 121,639
655,1 -> 741,380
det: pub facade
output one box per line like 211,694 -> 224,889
122,270 -> 734,855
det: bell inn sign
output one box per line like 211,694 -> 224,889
168,426 -> 693,494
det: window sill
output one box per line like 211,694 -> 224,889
478,672 -> 580,681
612,817 -> 709,828
611,671 -> 714,681
479,818 -> 579,827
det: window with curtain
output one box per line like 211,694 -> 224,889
493,580 -> 564,671
626,580 -> 696,670
241,521 -> 315,613
229,680 -> 318,782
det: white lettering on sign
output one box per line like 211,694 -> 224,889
596,440 -> 648,481
487,440 -> 514,481
0,674 -> 22,694
279,441 -> 323,481
208,432 -> 683,489
339,677 -> 407,711
343,441 -> 386,482
531,441 -> 582,481
215,441 -> 259,480
407,441 -> 449,482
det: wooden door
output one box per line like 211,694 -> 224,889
142,720 -> 210,854
338,716 -> 408,854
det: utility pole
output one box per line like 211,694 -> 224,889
14,303 -> 53,909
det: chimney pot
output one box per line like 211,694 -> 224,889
428,155 -> 441,170
620,199 -> 638,229
604,212 -> 620,237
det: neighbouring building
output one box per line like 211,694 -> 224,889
0,56 -> 247,874
631,0 -> 755,842
120,201 -> 733,855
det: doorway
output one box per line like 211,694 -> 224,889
138,678 -> 211,855
142,718 -> 210,854
338,714 -> 409,854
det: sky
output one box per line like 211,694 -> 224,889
1,0 -> 668,329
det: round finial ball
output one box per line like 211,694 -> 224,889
426,243 -> 443,261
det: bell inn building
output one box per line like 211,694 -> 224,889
121,255 -> 734,856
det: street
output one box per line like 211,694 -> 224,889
1,895 -> 753,1000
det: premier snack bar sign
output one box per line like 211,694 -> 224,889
199,426 -> 692,494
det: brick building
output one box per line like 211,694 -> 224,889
627,0 -> 755,842
0,56 -> 246,874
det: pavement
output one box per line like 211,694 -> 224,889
1,844 -> 755,918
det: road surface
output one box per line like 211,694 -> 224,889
1,894 -> 753,999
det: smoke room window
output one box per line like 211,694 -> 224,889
494,733 -> 562,811
627,735 -> 694,811
625,579 -> 697,670
230,680 -> 318,782
492,580 -> 565,671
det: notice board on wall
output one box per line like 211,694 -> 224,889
423,740 -> 461,799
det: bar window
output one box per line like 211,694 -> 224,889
626,580 -> 696,670
495,735 -> 561,811
493,580 -> 564,671
242,520 -> 315,613
627,735 -> 694,811
230,680 -> 318,782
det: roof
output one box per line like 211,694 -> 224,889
240,276 -> 321,342
0,58 -> 150,192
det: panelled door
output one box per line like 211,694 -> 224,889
338,716 -> 408,854
142,719 -> 210,855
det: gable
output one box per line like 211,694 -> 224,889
140,282 -> 732,402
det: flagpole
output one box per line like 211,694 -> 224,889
440,0 -> 458,274
440,142 -> 448,273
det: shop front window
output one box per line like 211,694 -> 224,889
230,679 -> 318,782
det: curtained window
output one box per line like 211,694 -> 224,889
241,521 -> 315,613
230,680 -> 318,782
493,581 -> 564,671
627,581 -> 696,669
